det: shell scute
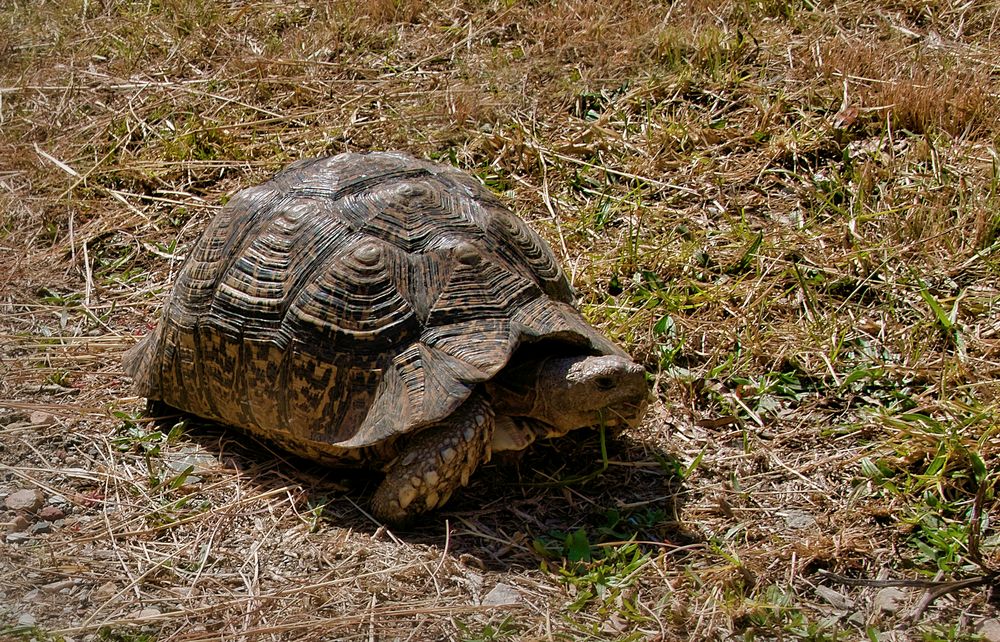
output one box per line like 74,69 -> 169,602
284,235 -> 418,360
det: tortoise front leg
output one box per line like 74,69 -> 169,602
371,393 -> 494,524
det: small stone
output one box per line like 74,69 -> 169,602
846,611 -> 866,627
54,516 -> 79,529
29,521 -> 52,535
455,569 -> 484,595
815,585 -> 853,611
92,581 -> 117,601
38,506 -> 65,521
782,510 -> 817,529
16,612 -> 36,627
979,618 -> 1000,642
874,586 -> 907,613
163,446 -> 217,477
5,489 -> 44,512
482,582 -> 520,606
6,532 -> 30,544
43,578 -> 78,593
131,607 -> 161,619
48,494 -> 68,506
8,514 -> 30,533
29,411 -> 55,426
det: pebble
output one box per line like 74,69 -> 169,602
979,618 -> 1000,642
91,582 -> 118,601
43,578 -> 79,593
7,514 -> 30,533
164,447 -> 217,476
16,612 -> 36,627
29,411 -> 55,426
782,510 -> 817,529
28,521 -> 52,535
874,586 -> 907,613
482,582 -> 520,606
38,506 -> 65,521
6,532 -> 30,544
5,488 -> 44,513
815,585 -> 852,611
54,516 -> 79,529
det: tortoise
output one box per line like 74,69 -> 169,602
124,151 -> 649,524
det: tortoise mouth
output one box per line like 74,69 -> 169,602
598,399 -> 648,428
530,398 -> 648,439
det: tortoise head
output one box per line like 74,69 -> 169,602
488,352 -> 649,439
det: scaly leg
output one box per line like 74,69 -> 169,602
371,393 -> 494,524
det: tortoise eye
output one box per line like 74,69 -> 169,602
595,376 -> 616,391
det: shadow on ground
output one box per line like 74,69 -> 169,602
154,410 -> 694,572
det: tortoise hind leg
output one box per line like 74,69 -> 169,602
371,394 -> 494,525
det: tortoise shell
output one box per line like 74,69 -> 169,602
125,151 -> 626,463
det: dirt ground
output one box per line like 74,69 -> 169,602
2,1 -> 999,640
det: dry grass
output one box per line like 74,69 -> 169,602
2,0 -> 999,640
